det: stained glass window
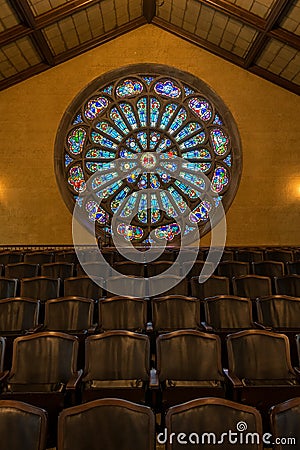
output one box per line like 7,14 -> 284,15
55,64 -> 242,245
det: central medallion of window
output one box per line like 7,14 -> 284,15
54,64 -> 242,245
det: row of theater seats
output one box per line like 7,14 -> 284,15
1,259 -> 300,279
1,294 -> 300,365
1,247 -> 300,264
1,395 -> 299,450
0,274 -> 300,303
1,329 -> 300,446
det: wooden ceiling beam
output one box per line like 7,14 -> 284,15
152,17 -> 245,67
249,65 -> 300,95
6,0 -> 54,66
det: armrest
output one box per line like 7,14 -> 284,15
149,368 -> 159,389
223,369 -> 243,388
66,370 -> 83,390
293,367 -> 300,379
253,321 -> 272,331
87,325 -> 97,334
25,324 -> 44,334
201,321 -> 214,332
0,370 -> 10,383
146,322 -> 153,333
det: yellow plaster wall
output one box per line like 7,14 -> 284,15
0,25 -> 299,246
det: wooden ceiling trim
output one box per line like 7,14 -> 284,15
0,61 -> 49,91
269,28 -> 300,51
152,17 -> 245,66
53,16 -> 147,64
250,64 -> 300,95
0,24 -> 31,46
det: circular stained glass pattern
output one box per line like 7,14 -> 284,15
55,64 -> 242,245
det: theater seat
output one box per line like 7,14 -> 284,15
190,275 -> 230,299
232,275 -> 272,300
270,397 -> 300,450
98,296 -> 148,332
0,400 -> 47,450
0,332 -> 81,446
41,263 -> 74,281
24,252 -> 54,264
256,295 -> 300,364
0,297 -> 40,369
156,330 -> 225,410
64,276 -> 103,300
275,275 -> 300,297
165,397 -> 263,450
151,295 -> 201,333
0,278 -> 18,299
82,331 -> 150,404
225,330 -> 300,431
5,263 -> 39,279
58,398 -> 155,450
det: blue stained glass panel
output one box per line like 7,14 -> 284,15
96,180 -> 123,199
92,172 -> 118,189
119,149 -> 138,159
174,122 -> 202,142
168,108 -> 187,134
182,149 -> 211,160
96,122 -> 122,141
156,137 -> 172,152
138,173 -> 148,189
159,103 -> 178,130
142,76 -> 154,85
210,128 -> 229,155
213,113 -> 223,125
125,137 -> 141,153
224,154 -> 232,167
111,187 -> 130,212
182,162 -> 210,172
150,97 -> 160,127
161,192 -> 177,217
127,168 -> 141,183
150,131 -> 161,149
150,174 -> 160,189
116,79 -> 143,98
155,223 -> 180,241
72,114 -> 83,125
189,201 -> 212,223
137,131 -> 148,150
180,171 -> 205,190
211,166 -> 229,193
65,154 -> 73,167
84,97 -> 109,120
68,128 -> 86,155
121,192 -> 138,217
103,85 -> 113,94
138,194 -> 148,223
110,107 -> 129,134
151,194 -> 160,223
86,161 -> 115,172
85,200 -> 108,224
137,98 -> 147,127
91,132 -> 118,149
86,148 -> 115,159
157,168 -> 171,183
168,186 -> 187,212
179,132 -> 206,149
160,161 -> 178,172
119,103 -> 138,129
154,80 -> 181,98
174,180 -> 199,199
188,97 -> 212,122
184,86 -> 195,96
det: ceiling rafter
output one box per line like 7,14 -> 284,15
152,16 -> 299,96
6,0 -> 54,65
0,16 -> 147,92
0,0 -> 298,95
244,0 -> 293,68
